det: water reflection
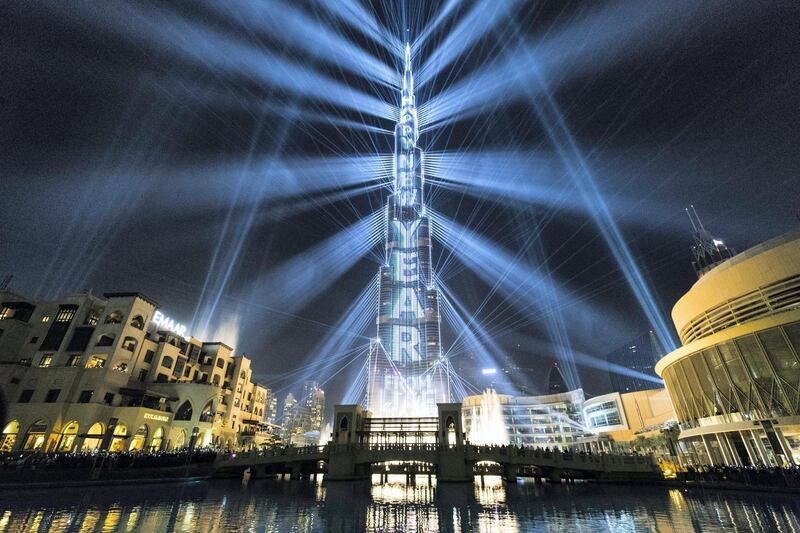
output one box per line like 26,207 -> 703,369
0,477 -> 799,532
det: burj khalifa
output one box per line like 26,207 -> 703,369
366,45 -> 448,417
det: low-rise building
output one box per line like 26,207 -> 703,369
0,290 -> 272,453
463,388 -> 588,449
583,388 -> 676,451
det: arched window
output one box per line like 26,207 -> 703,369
199,400 -> 214,423
129,425 -> 148,451
129,315 -> 145,330
56,421 -> 79,452
96,333 -> 116,347
161,355 -> 174,369
149,427 -> 164,452
109,423 -> 128,452
121,336 -> 138,352
340,416 -> 349,430
22,419 -> 48,451
81,422 -> 105,452
1,420 -> 20,452
175,401 -> 193,421
446,416 -> 456,447
212,375 -> 220,386
177,429 -> 188,449
104,311 -> 123,324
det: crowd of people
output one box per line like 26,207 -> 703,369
0,448 -> 218,471
679,464 -> 800,488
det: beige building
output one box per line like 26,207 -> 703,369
655,229 -> 800,466
0,290 -> 271,453
583,388 -> 675,444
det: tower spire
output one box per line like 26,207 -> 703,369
367,45 -> 447,416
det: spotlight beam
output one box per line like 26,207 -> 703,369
509,29 -> 677,351
203,0 -> 397,88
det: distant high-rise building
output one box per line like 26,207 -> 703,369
547,363 -> 568,394
264,388 -> 278,425
281,382 -> 326,445
604,331 -> 664,394
301,380 -> 325,435
281,393 -> 297,440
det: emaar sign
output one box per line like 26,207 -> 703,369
152,310 -> 189,339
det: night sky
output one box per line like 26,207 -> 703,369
1,1 -> 799,404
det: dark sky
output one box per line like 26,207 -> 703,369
1,0 -> 799,403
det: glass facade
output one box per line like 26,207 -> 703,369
462,390 -> 588,449
585,401 -> 623,429
663,320 -> 800,425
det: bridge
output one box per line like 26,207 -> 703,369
214,403 -> 661,482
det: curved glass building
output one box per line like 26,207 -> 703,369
656,229 -> 800,466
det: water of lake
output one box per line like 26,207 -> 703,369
0,475 -> 798,532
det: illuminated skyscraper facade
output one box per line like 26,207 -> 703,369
366,45 -> 448,417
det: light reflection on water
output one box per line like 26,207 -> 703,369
0,476 -> 798,532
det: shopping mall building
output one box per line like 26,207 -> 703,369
462,386 -> 674,451
656,229 -> 800,466
0,290 -> 273,453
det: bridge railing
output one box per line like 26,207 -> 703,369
329,443 -> 439,453
468,444 -> 654,466
217,445 -> 328,463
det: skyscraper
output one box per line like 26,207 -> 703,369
366,45 -> 448,417
605,331 -> 664,393
301,380 -> 325,435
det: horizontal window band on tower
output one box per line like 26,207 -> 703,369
680,274 -> 800,345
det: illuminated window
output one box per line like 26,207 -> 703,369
38,354 -> 53,367
85,309 -> 99,326
0,306 -> 12,319
55,307 -> 76,323
67,354 -> 82,367
41,315 -> 51,323
104,311 -> 123,324
22,420 -> 48,451
199,401 -> 214,423
86,356 -> 106,368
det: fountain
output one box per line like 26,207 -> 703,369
467,389 -> 510,445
